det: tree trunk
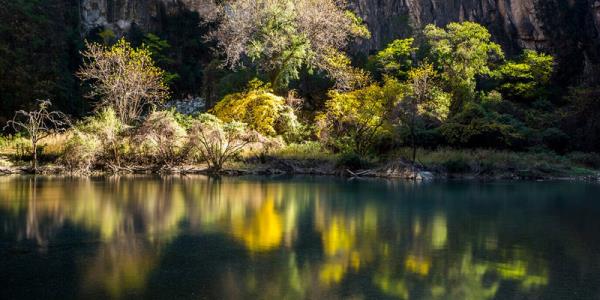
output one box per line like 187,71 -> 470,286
32,141 -> 38,172
270,69 -> 282,92
411,138 -> 416,164
112,143 -> 120,167
410,108 -> 417,165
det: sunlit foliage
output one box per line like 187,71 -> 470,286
78,38 -> 169,124
317,79 -> 404,155
372,38 -> 416,79
204,0 -> 370,90
212,80 -> 302,138
134,110 -> 187,165
76,108 -> 127,166
396,63 -> 451,161
188,113 -> 259,171
61,130 -> 101,172
495,50 -> 554,102
424,22 -> 504,113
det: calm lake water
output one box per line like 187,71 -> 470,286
1,176 -> 600,299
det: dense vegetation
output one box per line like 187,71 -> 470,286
1,0 -> 599,175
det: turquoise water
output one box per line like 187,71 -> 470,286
1,176 -> 600,299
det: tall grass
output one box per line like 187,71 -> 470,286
268,141 -> 337,161
393,147 -> 599,176
0,133 -> 69,162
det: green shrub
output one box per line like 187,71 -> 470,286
275,105 -> 309,143
188,113 -> 260,171
568,152 -> 600,169
134,110 -> 187,165
212,80 -> 302,139
317,79 -> 401,155
78,108 -> 127,165
440,102 -> 527,149
336,152 -> 372,170
541,127 -> 569,153
61,130 -> 101,172
270,141 -> 334,161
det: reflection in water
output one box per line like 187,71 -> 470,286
1,176 -> 600,299
232,198 -> 284,252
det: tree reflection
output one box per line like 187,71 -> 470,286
231,198 -> 284,252
2,177 -> 597,299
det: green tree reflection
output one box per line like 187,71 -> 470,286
3,177 -> 592,299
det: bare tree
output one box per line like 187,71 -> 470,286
4,100 -> 70,171
78,38 -> 169,124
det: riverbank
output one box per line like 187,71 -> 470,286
2,149 -> 600,181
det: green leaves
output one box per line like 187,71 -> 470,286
404,63 -> 451,121
494,50 -> 554,102
373,38 -> 416,79
142,33 -> 180,84
207,0 -> 371,92
317,79 -> 405,155
78,38 -> 170,124
344,10 -> 371,39
424,22 -> 504,112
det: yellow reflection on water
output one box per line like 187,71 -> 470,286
83,240 -> 157,298
231,198 -> 284,252
0,176 -> 552,299
405,254 -> 431,276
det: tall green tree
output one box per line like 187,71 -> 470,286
142,33 -> 180,85
204,0 -> 370,92
316,79 -> 404,155
397,64 -> 450,162
494,50 -> 554,102
372,38 -> 416,80
424,22 -> 503,114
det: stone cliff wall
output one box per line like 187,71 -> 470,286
80,0 -> 215,34
350,0 -> 547,54
80,0 -> 600,82
350,0 -> 600,82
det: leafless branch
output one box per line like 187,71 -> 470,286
4,100 -> 70,170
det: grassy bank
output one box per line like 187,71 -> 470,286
391,148 -> 600,179
2,132 -> 598,180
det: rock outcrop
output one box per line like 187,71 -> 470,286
80,0 -> 200,33
349,0 -> 600,82
79,0 -> 600,82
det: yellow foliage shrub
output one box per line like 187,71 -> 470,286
212,80 -> 299,137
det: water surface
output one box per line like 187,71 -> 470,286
1,176 -> 600,299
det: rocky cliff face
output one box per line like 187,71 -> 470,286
80,0 -> 202,33
349,0 -> 600,82
350,0 -> 551,52
80,0 -> 600,82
